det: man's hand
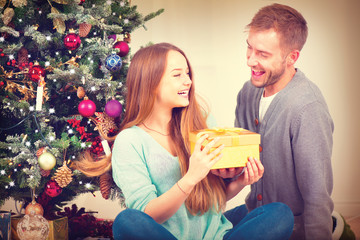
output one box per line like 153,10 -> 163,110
211,167 -> 245,179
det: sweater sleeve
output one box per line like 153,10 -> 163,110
291,101 -> 334,239
111,129 -> 158,211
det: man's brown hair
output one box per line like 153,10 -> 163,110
247,3 -> 308,52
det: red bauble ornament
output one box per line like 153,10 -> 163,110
45,180 -> 62,198
78,99 -> 96,117
64,33 -> 81,50
28,64 -> 46,82
113,41 -> 129,57
105,99 -> 122,118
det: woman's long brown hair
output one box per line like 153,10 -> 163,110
75,43 -> 226,215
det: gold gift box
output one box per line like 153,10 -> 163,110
11,215 -> 68,240
189,128 -> 261,169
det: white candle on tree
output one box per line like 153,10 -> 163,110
36,76 -> 45,111
101,138 -> 111,156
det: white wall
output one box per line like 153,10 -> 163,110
3,0 -> 360,219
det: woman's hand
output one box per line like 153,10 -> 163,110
183,134 -> 224,186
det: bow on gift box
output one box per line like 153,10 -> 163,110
194,128 -> 256,147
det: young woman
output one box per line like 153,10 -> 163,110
77,43 -> 294,239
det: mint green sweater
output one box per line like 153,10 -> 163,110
112,126 -> 232,240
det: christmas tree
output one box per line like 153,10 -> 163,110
0,0 -> 163,219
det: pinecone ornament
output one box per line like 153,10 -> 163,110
11,0 -> 27,8
99,171 -> 113,199
79,22 -> 92,37
123,32 -> 131,43
40,169 -> 51,177
17,47 -> 29,66
54,161 -> 73,188
77,86 -> 86,99
2,7 -> 14,25
36,147 -> 45,157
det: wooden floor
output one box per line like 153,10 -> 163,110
346,215 -> 360,239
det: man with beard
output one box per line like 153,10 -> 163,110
234,3 -> 334,239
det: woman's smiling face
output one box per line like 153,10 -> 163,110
155,50 -> 192,109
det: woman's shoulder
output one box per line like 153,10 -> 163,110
114,126 -> 145,145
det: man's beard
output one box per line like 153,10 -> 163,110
253,60 -> 286,89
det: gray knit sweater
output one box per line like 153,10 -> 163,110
235,69 -> 334,240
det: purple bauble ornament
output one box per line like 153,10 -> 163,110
105,99 -> 122,118
108,34 -> 117,42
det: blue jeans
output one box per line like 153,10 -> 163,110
112,202 -> 294,240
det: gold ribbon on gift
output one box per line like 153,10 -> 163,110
194,127 -> 255,147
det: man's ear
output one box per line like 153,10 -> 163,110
287,50 -> 300,65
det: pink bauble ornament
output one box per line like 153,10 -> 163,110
64,33 -> 81,50
105,99 -> 122,118
78,99 -> 96,117
113,41 -> 129,57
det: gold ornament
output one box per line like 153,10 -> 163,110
0,0 -> 6,8
38,152 -> 56,171
51,7 -> 66,34
123,32 -> 131,43
2,7 -> 15,25
64,55 -> 80,68
77,86 -> 86,99
54,161 -> 73,188
94,112 -> 118,136
12,0 -> 27,7
51,0 -> 71,4
25,200 -> 44,216
79,22 -> 92,37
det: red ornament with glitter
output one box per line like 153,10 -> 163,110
78,98 -> 96,117
64,33 -> 81,50
28,64 -> 46,82
45,180 -> 62,198
113,41 -> 129,57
